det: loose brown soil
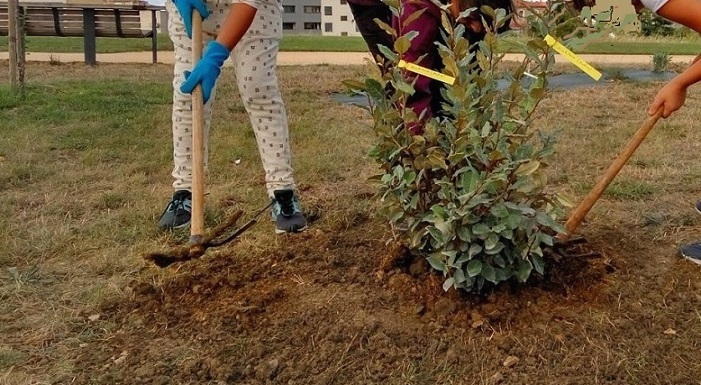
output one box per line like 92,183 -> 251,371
71,211 -> 700,385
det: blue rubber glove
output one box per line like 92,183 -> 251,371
172,0 -> 210,39
180,40 -> 230,104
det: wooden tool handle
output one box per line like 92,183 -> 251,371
190,11 -> 205,244
558,110 -> 663,241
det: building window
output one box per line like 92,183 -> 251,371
304,5 -> 321,13
325,22 -> 333,32
283,5 -> 295,13
324,6 -> 332,15
283,22 -> 295,30
341,32 -> 348,36
340,15 -> 347,21
304,22 -> 321,30
340,0 -> 347,4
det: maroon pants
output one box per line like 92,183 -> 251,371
393,0 -> 444,134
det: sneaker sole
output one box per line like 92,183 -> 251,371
680,253 -> 701,266
275,225 -> 308,235
159,220 -> 191,231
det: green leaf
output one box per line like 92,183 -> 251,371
493,253 -> 506,268
554,192 -> 575,208
472,223 -> 490,236
403,9 -> 427,28
482,264 -> 497,283
532,253 -> 545,275
467,260 -> 482,277
394,35 -> 411,56
515,160 -> 540,176
457,226 -> 471,242
392,80 -> 416,95
387,205 -> 404,222
377,44 -> 399,62
461,169 -> 480,193
490,203 -> 510,219
403,170 -> 417,184
427,226 -> 444,244
468,244 -> 482,257
454,268 -> 467,283
365,78 -> 386,101
373,19 -> 397,40
426,254 -> 445,272
442,277 -> 455,292
515,260 -> 532,282
484,234 -> 499,250
342,79 -> 366,92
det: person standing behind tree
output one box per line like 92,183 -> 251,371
631,0 -> 701,265
394,0 -> 515,134
346,0 -> 394,67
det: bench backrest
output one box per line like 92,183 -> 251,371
0,6 -> 151,37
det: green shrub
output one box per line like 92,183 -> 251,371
639,9 -> 675,36
345,3 -> 578,292
651,51 -> 672,73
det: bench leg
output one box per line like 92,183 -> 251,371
151,10 -> 157,63
83,9 -> 97,65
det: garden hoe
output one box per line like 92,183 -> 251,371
144,12 -> 272,269
549,109 -> 663,257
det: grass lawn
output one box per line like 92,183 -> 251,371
0,34 -> 698,55
0,62 -> 700,384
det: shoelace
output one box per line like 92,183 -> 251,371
277,197 -> 296,217
170,196 -> 190,213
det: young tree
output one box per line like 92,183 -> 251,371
346,3 -> 585,292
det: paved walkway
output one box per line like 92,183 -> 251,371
0,50 -> 697,66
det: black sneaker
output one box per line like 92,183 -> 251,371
157,190 -> 192,230
271,189 -> 307,234
679,242 -> 701,266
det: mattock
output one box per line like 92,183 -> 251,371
144,11 -> 272,268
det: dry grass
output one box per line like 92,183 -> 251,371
0,60 -> 700,384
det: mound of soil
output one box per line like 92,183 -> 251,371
59,179 -> 700,385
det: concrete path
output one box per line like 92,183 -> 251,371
0,50 -> 697,66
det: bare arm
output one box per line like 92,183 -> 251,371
657,0 -> 701,89
215,3 -> 258,51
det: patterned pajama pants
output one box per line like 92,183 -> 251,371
166,0 -> 295,197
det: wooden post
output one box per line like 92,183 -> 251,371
8,0 -> 19,93
17,5 -> 26,94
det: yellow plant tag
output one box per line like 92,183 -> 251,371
544,34 -> 602,81
398,60 -> 456,85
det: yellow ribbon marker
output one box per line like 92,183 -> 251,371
544,34 -> 602,81
398,60 -> 456,85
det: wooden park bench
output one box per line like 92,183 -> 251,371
0,1 -> 165,65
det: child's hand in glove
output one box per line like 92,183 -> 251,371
173,0 -> 210,38
180,40 -> 230,104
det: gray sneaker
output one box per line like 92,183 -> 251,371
271,189 -> 307,234
157,190 -> 192,230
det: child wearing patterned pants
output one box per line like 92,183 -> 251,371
157,0 -> 307,234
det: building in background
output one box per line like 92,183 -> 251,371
320,0 -> 360,36
282,0 -> 322,35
